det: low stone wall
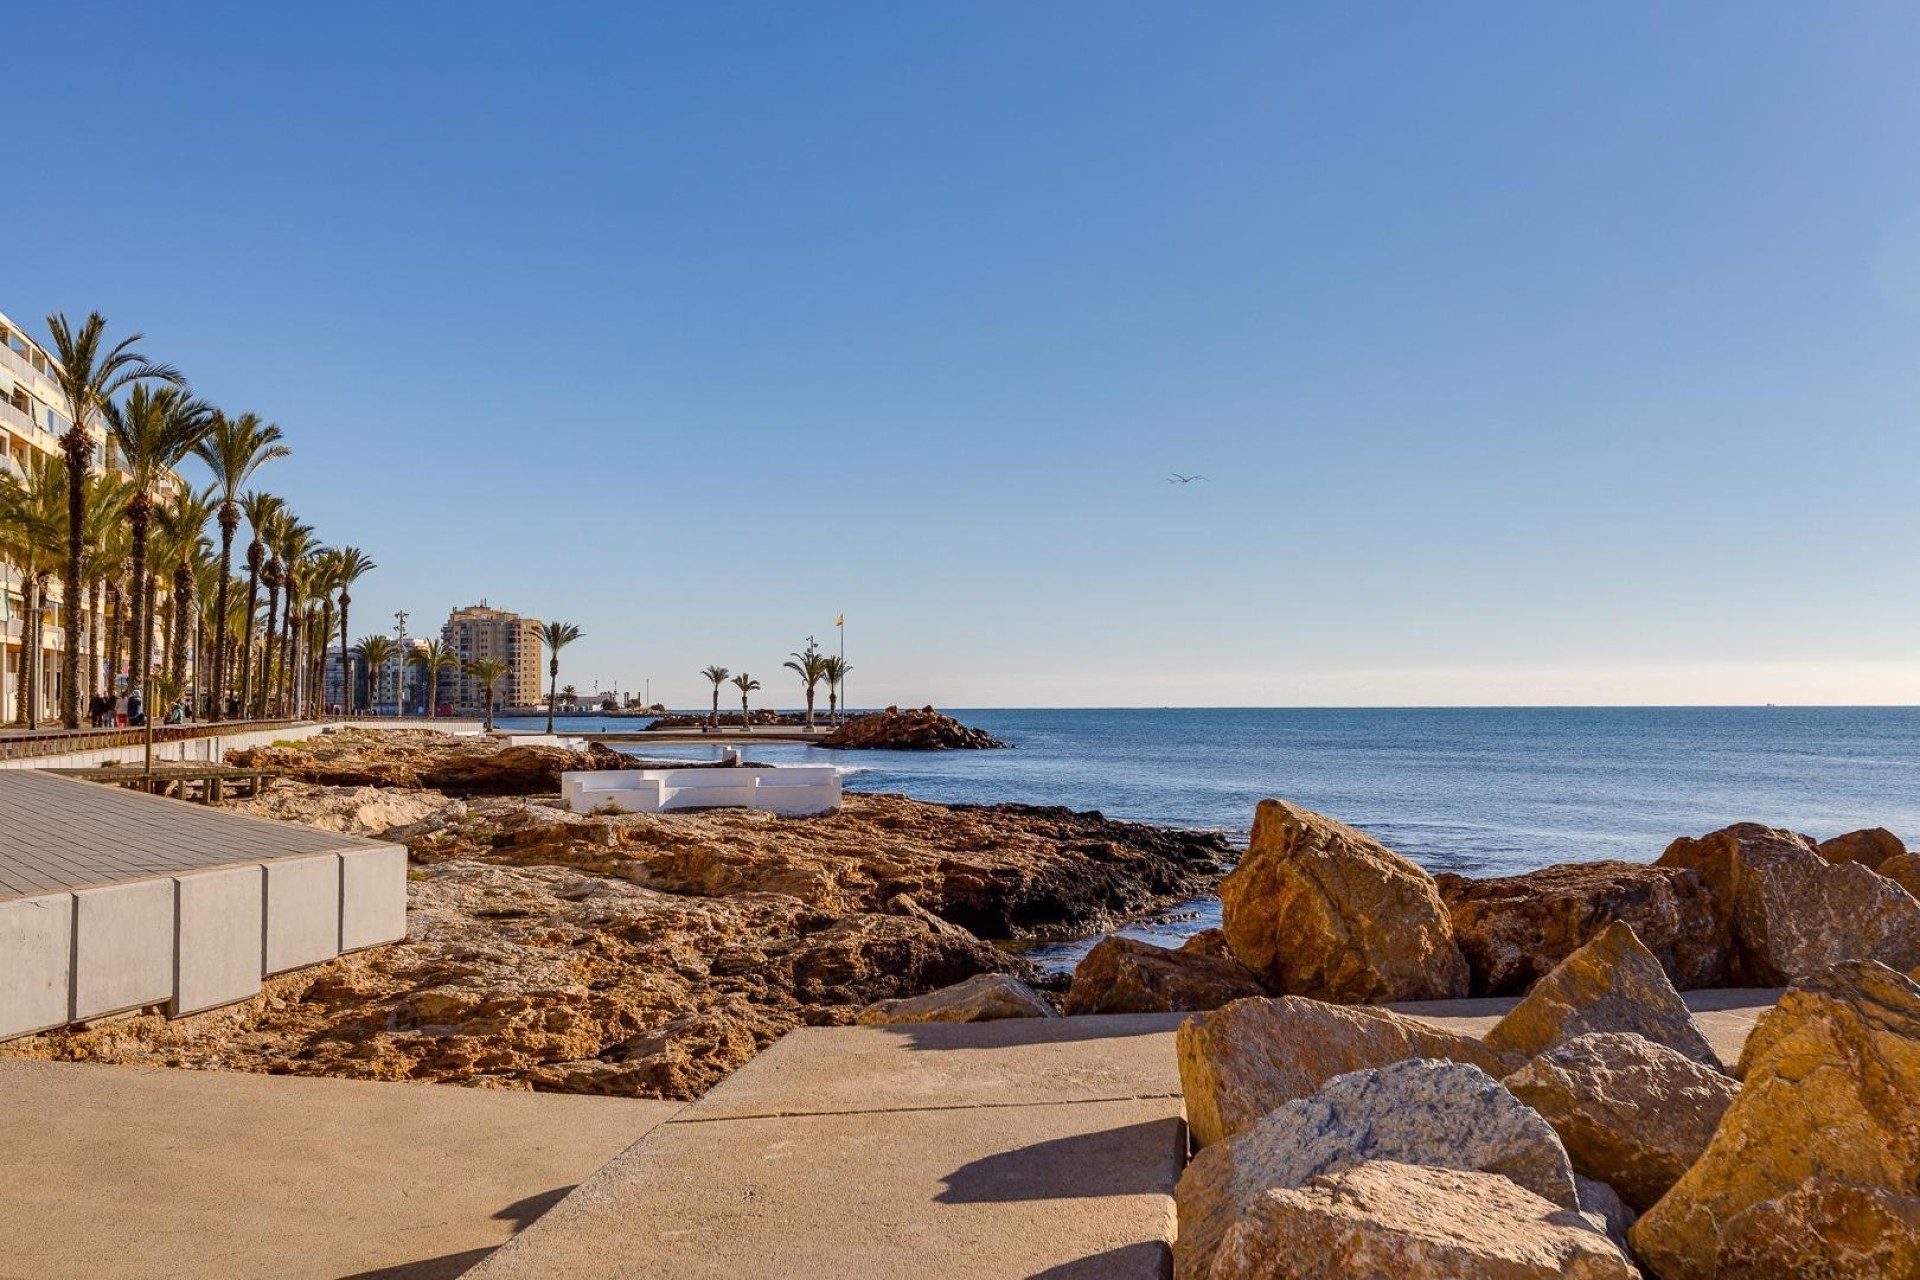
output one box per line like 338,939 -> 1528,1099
0,718 -> 484,771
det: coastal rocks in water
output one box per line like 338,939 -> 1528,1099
1484,921 -> 1720,1067
817,705 -> 1008,750
1435,861 -> 1728,995
1219,799 -> 1469,1003
1177,995 -> 1514,1148
1817,825 -> 1907,869
1174,1060 -> 1581,1278
1656,822 -> 1920,984
1061,933 -> 1266,1016
1503,1031 -> 1739,1212
1629,960 -> 1920,1279
856,973 -> 1057,1024
1207,1163 -> 1641,1280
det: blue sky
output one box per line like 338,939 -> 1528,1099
12,3 -> 1920,706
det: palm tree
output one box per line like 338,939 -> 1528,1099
559,683 -> 580,711
701,665 -> 731,730
101,386 -> 215,713
262,514 -> 316,716
353,634 -> 401,715
0,455 -> 67,726
465,657 -> 509,731
237,491 -> 284,718
410,639 -> 459,720
193,413 -> 288,720
152,483 -> 216,691
730,672 -> 760,730
330,547 -> 376,714
43,312 -> 183,727
783,639 -> 831,730
304,549 -> 345,717
539,620 -> 583,733
77,472 -> 131,706
821,654 -> 852,726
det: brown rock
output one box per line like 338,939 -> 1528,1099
1658,822 -> 1920,984
1176,1059 -> 1583,1279
1817,826 -> 1907,870
1436,861 -> 1728,995
1061,934 -> 1265,1016
1484,921 -> 1719,1066
1219,800 -> 1469,1003
816,706 -> 1007,749
855,973 -> 1057,1024
1207,1163 -> 1639,1280
1574,1175 -> 1637,1257
1879,852 -> 1920,902
1177,927 -> 1236,960
1504,1031 -> 1739,1212
1629,960 -> 1920,1279
1177,995 -> 1515,1148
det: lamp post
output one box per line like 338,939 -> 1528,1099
394,610 -> 409,717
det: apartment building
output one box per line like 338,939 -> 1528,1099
0,305 -> 179,723
440,602 -> 542,713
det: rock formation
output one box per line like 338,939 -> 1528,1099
856,973 -> 1057,1024
1816,825 -> 1907,869
1881,852 -> 1920,901
1174,1060 -> 1582,1278
817,706 -> 1007,749
1484,922 -> 1720,1067
1061,933 -> 1265,1016
1177,995 -> 1514,1148
1656,822 -> 1920,984
228,728 -> 645,795
1435,861 -> 1728,995
1504,1031 -> 1738,1212
1629,960 -> 1920,1278
1206,1162 -> 1641,1280
1219,800 -> 1469,1003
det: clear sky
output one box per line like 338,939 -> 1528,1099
11,3 -> 1920,707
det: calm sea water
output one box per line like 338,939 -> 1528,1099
496,707 -> 1920,965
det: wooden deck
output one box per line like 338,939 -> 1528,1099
42,765 -> 276,805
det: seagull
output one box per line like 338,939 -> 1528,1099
1166,473 -> 1208,485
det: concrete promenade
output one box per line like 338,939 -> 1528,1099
0,1060 -> 681,1280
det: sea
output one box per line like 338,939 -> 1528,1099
494,706 -> 1920,968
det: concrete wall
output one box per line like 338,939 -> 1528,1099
0,845 -> 411,1041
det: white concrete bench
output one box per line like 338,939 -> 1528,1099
561,767 -> 840,817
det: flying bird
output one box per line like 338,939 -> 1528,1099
1166,473 -> 1208,485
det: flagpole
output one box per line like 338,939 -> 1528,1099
839,615 -> 846,717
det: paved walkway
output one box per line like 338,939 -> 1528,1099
0,769 -> 374,899
0,1060 -> 681,1280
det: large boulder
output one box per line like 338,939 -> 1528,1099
854,973 -> 1056,1024
817,706 -> 1006,749
1062,933 -> 1266,1016
1657,822 -> 1920,984
1436,861 -> 1728,994
1219,800 -> 1469,1003
1207,1162 -> 1641,1280
1178,995 -> 1515,1148
1629,961 -> 1920,1278
1878,853 -> 1920,902
1817,826 -> 1907,870
1484,921 -> 1719,1067
1504,1031 -> 1739,1212
1175,1060 -> 1581,1278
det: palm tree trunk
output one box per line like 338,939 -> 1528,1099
105,581 -> 123,699
212,508 -> 237,721
127,495 -> 152,713
59,427 -> 89,729
546,661 -> 558,734
338,595 -> 352,716
18,575 -> 38,727
259,573 -> 281,718
88,579 -> 103,704
170,562 -> 191,686
711,687 -> 720,730
240,545 -> 262,718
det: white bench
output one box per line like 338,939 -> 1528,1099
561,766 -> 840,817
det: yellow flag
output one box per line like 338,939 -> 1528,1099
836,614 -> 845,627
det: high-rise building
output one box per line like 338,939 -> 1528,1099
439,602 -> 542,713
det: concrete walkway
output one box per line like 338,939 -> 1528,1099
0,1060 -> 681,1280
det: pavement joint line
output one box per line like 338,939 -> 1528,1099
662,1090 -> 1187,1125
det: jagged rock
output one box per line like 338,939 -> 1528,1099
855,973 -> 1057,1024
1219,800 -> 1469,1003
1206,1162 -> 1640,1280
1575,1175 -> 1637,1257
1178,995 -> 1516,1148
1657,822 -> 1920,984
1504,1031 -> 1739,1211
1061,934 -> 1265,1016
1178,927 -> 1237,960
1629,961 -> 1920,1279
228,729 -> 647,796
1484,921 -> 1719,1066
1879,853 -> 1920,901
1436,861 -> 1728,994
1817,826 -> 1907,870
234,781 -> 453,838
1175,1060 -> 1581,1278
817,706 -> 1007,749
